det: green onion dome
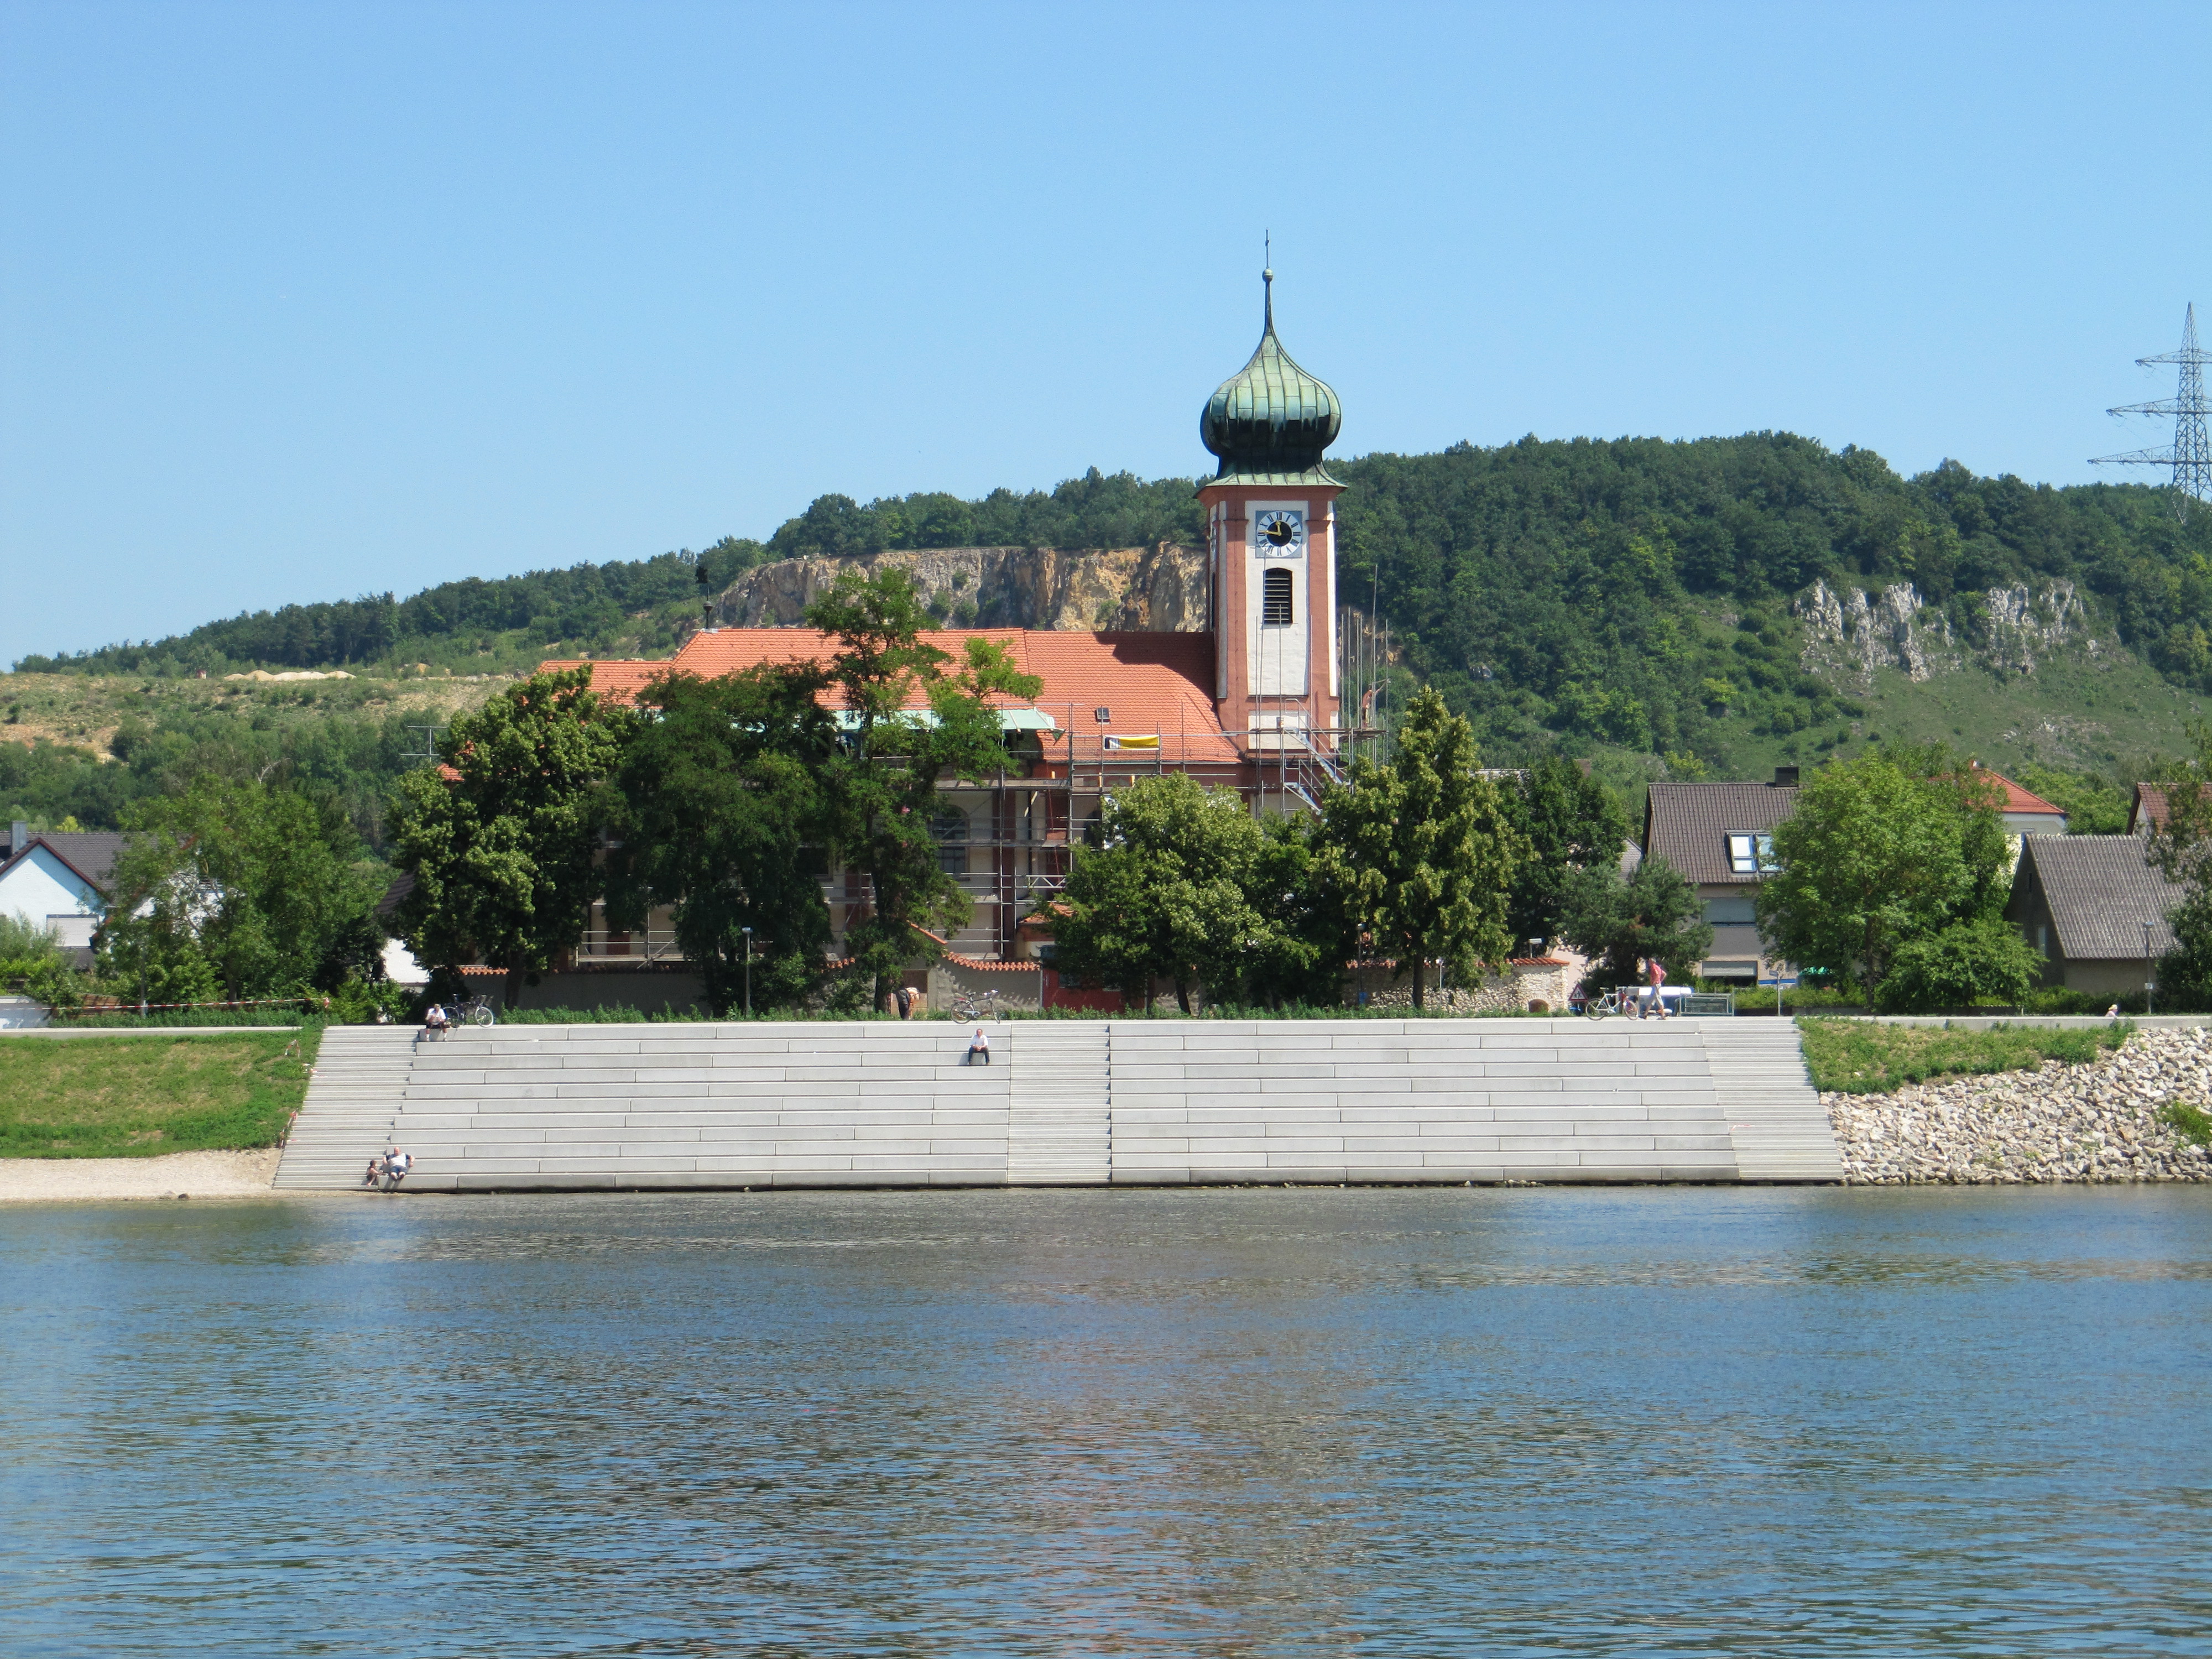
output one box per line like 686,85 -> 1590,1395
1201,270 -> 1343,482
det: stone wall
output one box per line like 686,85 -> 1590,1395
926,959 -> 1045,1015
1345,961 -> 1572,1015
710,544 -> 1209,633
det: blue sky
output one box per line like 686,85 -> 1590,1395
4,1 -> 2211,667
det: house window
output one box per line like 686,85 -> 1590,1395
931,808 -> 969,875
1725,832 -> 1776,874
1261,567 -> 1294,627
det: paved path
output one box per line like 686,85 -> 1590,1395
0,1148 -> 284,1202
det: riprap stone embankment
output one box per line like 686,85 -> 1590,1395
1828,1027 -> 2212,1184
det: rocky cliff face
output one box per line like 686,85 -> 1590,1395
1794,577 -> 2100,686
708,544 -> 1209,632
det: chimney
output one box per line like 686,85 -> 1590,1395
1772,766 -> 1800,787
9,821 -> 25,858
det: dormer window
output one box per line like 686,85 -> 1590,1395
1261,567 -> 1294,627
1726,832 -> 1777,875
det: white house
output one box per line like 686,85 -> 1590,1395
0,823 -> 125,967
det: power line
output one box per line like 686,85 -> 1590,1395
2092,302 -> 2212,515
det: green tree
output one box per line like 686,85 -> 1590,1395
1556,856 -> 1713,989
1876,917 -> 2044,1012
1755,747 -> 2009,993
100,777 -> 383,1004
2016,763 -> 2131,836
1503,755 -> 1630,947
603,666 -> 838,1013
802,569 -> 1042,1008
1316,686 -> 1527,1009
2142,729 -> 2212,1006
1043,773 -> 1271,1014
386,668 -> 630,1008
1239,814 -> 1356,1008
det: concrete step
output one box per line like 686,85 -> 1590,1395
273,1018 -> 1839,1190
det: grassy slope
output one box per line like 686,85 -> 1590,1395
1796,1018 -> 2131,1095
0,670 -> 514,761
0,1030 -> 321,1157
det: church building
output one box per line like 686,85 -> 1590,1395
546,273 -> 1356,980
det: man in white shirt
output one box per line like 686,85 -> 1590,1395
966,1028 -> 990,1065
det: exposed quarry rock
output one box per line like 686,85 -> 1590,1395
1827,1026 -> 2212,1184
1794,579 -> 1957,684
1794,577 -> 2095,686
1980,580 -> 2089,675
709,544 -> 1209,632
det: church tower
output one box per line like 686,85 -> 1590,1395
1198,269 -> 1343,756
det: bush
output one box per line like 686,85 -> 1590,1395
1875,918 -> 2043,1013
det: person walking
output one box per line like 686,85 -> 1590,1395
1646,955 -> 1669,1019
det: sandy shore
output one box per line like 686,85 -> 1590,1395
0,1147 -> 298,1203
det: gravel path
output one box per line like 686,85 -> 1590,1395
1828,1026 -> 2212,1184
0,1147 -> 294,1203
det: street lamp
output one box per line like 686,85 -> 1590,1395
741,926 -> 753,1016
2145,920 -> 2155,1018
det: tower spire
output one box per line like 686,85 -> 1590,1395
2093,303 -> 2212,516
1262,234 -> 1274,335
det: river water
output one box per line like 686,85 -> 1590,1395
4,1187 -> 2209,1656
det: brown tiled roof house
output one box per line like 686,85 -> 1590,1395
2007,834 -> 2185,998
1641,769 -> 1801,983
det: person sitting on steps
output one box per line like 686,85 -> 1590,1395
966,1027 -> 990,1065
380,1147 -> 412,1192
420,1003 -> 448,1045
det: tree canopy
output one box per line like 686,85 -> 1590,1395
386,668 -> 630,1006
1317,686 -> 1526,1007
602,665 -> 840,1014
1755,746 -> 2011,994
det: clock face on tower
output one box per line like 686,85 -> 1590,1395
1255,509 -> 1306,556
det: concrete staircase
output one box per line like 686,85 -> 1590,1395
1008,1023 -> 1112,1183
272,1026 -> 418,1190
1702,1020 -> 1843,1181
1110,1019 -> 1743,1183
271,1017 -> 1843,1191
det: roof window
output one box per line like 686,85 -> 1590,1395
1726,832 -> 1777,875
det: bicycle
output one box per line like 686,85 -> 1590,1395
950,987 -> 1002,1022
1580,987 -> 1646,1019
418,995 -> 497,1043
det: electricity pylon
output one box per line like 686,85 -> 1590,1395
2093,303 -> 2212,516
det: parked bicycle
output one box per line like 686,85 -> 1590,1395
419,995 -> 497,1042
1580,986 -> 1645,1019
949,987 -> 1001,1022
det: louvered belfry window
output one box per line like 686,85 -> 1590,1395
1261,567 -> 1294,626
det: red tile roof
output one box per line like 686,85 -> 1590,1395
1967,763 -> 2064,818
548,629 -> 1238,761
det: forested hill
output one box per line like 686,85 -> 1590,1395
11,469 -> 1209,680
19,437 -> 2212,779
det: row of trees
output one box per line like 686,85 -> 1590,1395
1044,698 -> 1713,1011
388,569 -> 1044,1012
32,560 -> 2174,1019
375,568 -> 1710,1014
